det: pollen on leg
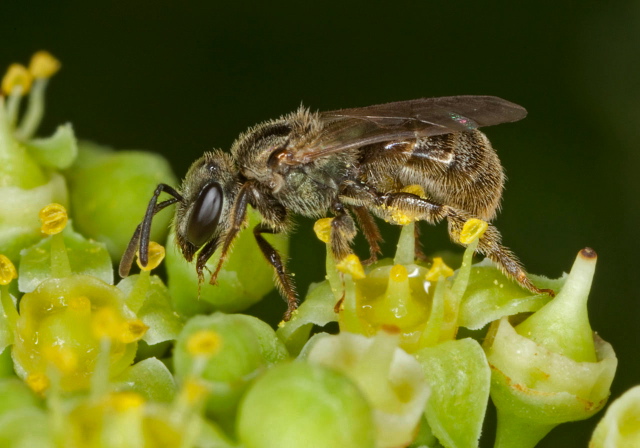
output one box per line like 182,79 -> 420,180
460,218 -> 489,244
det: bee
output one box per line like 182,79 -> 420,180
119,96 -> 554,320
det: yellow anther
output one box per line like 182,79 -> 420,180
186,330 -> 222,357
43,345 -> 78,374
460,218 -> 489,244
119,319 -> 149,344
68,296 -> 91,313
28,51 -> 61,79
313,218 -> 333,243
0,255 -> 18,286
26,372 -> 49,394
1,63 -> 32,95
91,307 -> 123,339
136,241 -> 165,271
425,257 -> 455,282
336,254 -> 366,280
108,391 -> 145,412
182,378 -> 210,404
401,184 -> 427,198
39,203 -> 68,235
389,264 -> 409,282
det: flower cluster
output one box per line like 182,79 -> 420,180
0,52 -> 630,448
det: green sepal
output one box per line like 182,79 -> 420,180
458,261 -> 565,330
0,349 -> 13,378
277,280 -> 337,356
166,208 -> 289,316
113,357 -> 177,403
118,274 -> 184,345
414,338 -> 490,448
23,123 -> 78,169
18,223 -> 113,293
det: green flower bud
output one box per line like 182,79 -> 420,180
485,317 -> 617,448
415,338 -> 490,448
307,330 -> 429,448
237,362 -> 375,448
590,385 -> 640,447
174,313 -> 288,430
65,142 -> 178,260
12,275 -> 140,393
166,208 -> 289,316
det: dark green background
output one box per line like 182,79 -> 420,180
2,1 -> 638,446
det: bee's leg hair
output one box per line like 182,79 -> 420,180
330,202 -> 358,262
253,223 -> 298,321
351,205 -> 383,265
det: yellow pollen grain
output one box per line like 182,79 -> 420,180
391,210 -> 414,226
313,218 -> 333,243
136,241 -> 165,271
389,264 -> 409,282
401,184 -> 426,198
183,378 -> 210,404
119,319 -> 149,344
26,372 -> 49,394
91,307 -> 122,339
68,295 -> 91,313
109,391 -> 145,412
336,254 -> 366,280
186,330 -> 222,357
29,51 -> 61,78
460,218 -> 489,244
39,203 -> 68,235
1,64 -> 32,95
425,257 -> 455,281
0,254 -> 18,285
43,346 -> 78,374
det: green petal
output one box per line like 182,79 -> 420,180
0,172 -> 68,262
0,407 -> 53,448
118,274 -> 184,345
276,280 -> 337,356
18,223 -> 113,293
458,261 -> 564,330
23,123 -> 77,169
0,378 -> 41,415
113,357 -> 177,403
415,338 -> 490,448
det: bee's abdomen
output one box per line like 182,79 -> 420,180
399,130 -> 504,220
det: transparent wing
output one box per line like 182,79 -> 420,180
287,96 -> 526,164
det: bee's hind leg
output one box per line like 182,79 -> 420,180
329,202 -> 358,262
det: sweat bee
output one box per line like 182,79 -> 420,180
119,96 -> 553,320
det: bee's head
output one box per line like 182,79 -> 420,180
174,150 -> 240,262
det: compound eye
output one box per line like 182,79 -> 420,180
186,182 -> 224,247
